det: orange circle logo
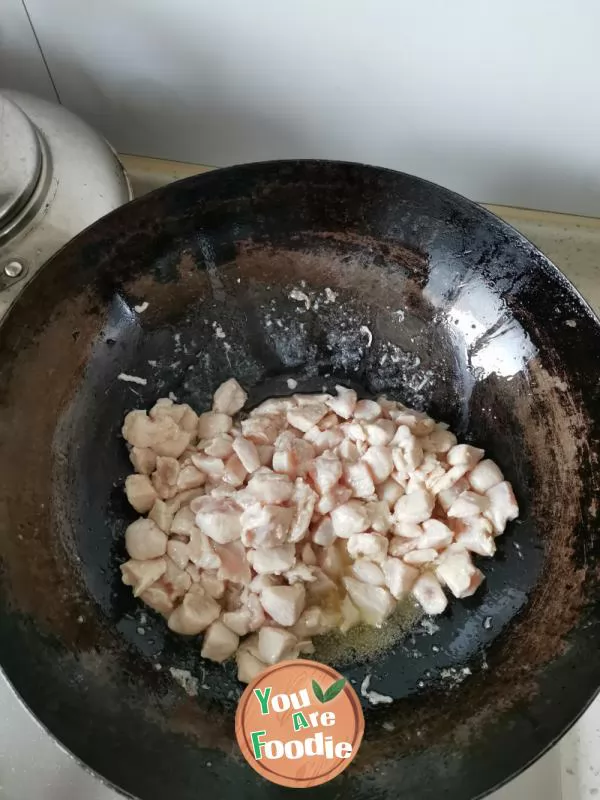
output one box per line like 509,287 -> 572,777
235,659 -> 364,788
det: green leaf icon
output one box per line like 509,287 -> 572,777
312,679 -> 325,703
323,678 -> 346,702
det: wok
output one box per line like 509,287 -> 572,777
0,160 -> 598,800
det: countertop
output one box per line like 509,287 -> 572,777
0,154 -> 598,800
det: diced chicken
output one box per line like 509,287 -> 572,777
447,444 -> 485,468
316,486 -> 353,515
343,577 -> 394,626
388,406 -> 435,435
129,446 -> 157,475
403,548 -> 438,565
287,403 -> 328,433
288,479 -> 318,542
168,585 -> 221,635
257,444 -> 275,466
120,557 -> 167,596
170,506 -> 198,538
162,558 -> 193,601
139,582 -> 175,616
337,438 -> 359,461
312,516 -> 335,546
351,558 -> 385,586
485,481 -> 519,535
260,584 -> 306,626
201,434 -> 234,458
236,649 -> 268,683
455,525 -> 496,557
201,620 -> 239,662
242,414 -> 285,445
212,378 -> 248,415
125,518 -> 168,560
366,500 -> 392,533
447,490 -> 490,518
330,500 -> 370,537
240,503 -> 294,548
301,541 -> 317,565
222,608 -> 253,637
151,456 -> 181,500
393,487 -> 434,523
340,422 -> 367,443
150,399 -> 199,435
167,539 -> 190,570
412,572 -> 448,615
285,563 -> 317,583
149,499 -> 176,533
272,448 -> 296,477
199,570 -> 226,599
382,557 -> 419,599
190,453 -> 225,479
250,544 -> 296,574
193,496 -> 242,543
258,627 -> 298,664
249,573 -> 282,593
326,385 -> 357,419
436,550 -> 485,599
339,595 -> 361,633
376,477 -> 404,508
347,532 -> 388,562
294,393 -> 332,406
436,476 -> 469,510
232,437 -> 261,473
222,453 -> 248,487
247,593 -> 267,631
246,471 -> 294,504
420,519 -> 454,549
422,427 -> 457,453
213,540 -> 252,584
188,527 -> 220,570
362,446 -> 394,484
364,419 -> 396,446
468,459 -> 504,493
252,397 -> 295,416
122,410 -> 191,458
388,537 -> 419,557
319,543 -> 345,578
125,474 -> 157,513
343,460 -> 375,498
353,399 -> 382,422
197,411 -> 233,439
176,464 -> 206,492
310,452 -> 343,494
393,520 -> 423,538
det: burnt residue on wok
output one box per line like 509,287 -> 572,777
0,161 -> 598,800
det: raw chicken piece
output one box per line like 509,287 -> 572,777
366,500 -> 392,533
122,411 -> 191,458
436,476 -> 469,511
125,518 -> 168,560
393,520 -> 422,539
176,464 -> 206,492
201,621 -> 239,662
252,397 -> 295,416
453,517 -> 496,556
337,438 -> 360,462
260,584 -> 306,626
353,399 -> 382,422
232,437 -> 261,473
249,574 -> 282,593
364,419 -> 396,446
152,456 -> 181,499
287,403 -> 328,433
188,528 -> 221,570
199,570 -> 226,599
222,454 -> 248,487
247,593 -> 267,631
301,541 -> 317,566
312,516 -> 335,546
139,582 -> 176,616
351,558 -> 385,586
149,499 -> 176,532
382,558 -> 419,599
240,503 -> 294,548
419,519 -> 454,550
447,444 -> 485,468
330,500 -> 370,537
193,496 -> 242,543
272,448 -> 296,477
388,537 -> 418,557
241,415 -> 285,445
287,479 -> 318,542
190,453 -> 225,479
125,474 -> 157,513
201,434 -> 234,459
285,563 -> 317,584
167,540 -> 190,570
393,487 -> 434,523
316,486 -> 353,515
294,393 -> 332,406
197,412 -> 232,439
213,540 -> 252,584
436,551 -> 485,598
403,548 -> 438,565
120,557 -> 166,596
340,458 -> 375,499
412,572 -> 448,615
170,507 -> 198,538
343,577 -> 394,626
250,544 -> 296,575
168,585 -> 220,634
292,606 -> 329,637
310,452 -> 342,494
326,385 -> 357,419
422,427 -> 457,453
347,532 -> 388,562
130,446 -> 157,475
222,608 -> 253,637
361,446 -> 394,484
468,459 -> 504,493
485,481 -> 519,534
212,378 -> 248,415
246,471 -> 294,504
304,426 -> 344,455
258,627 -> 298,664
150,399 -> 199,434
340,422 -> 367,443
319,543 -> 345,578
257,444 -> 275,466
376,477 -> 404,508
447,490 -> 490,518
236,649 -> 268,683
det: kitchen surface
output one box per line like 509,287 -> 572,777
0,154 -> 598,799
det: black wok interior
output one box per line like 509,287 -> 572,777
0,160 -> 598,800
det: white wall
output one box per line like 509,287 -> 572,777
14,1 -> 600,214
1,0 -> 56,100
